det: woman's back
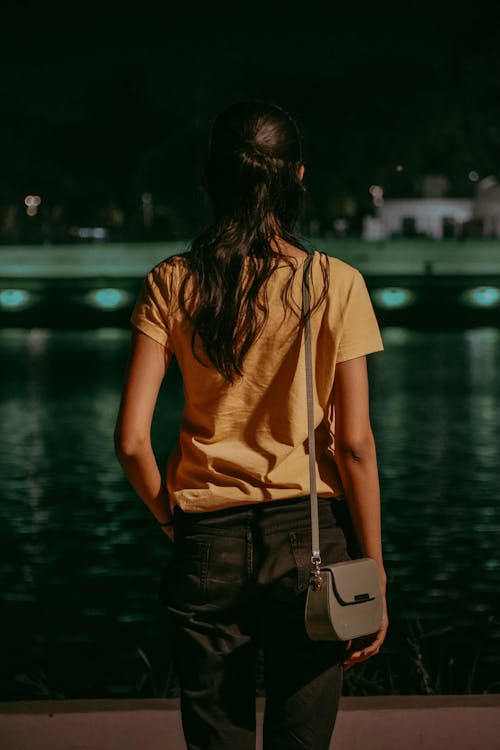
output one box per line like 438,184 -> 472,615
116,100 -> 388,750
130,247 -> 383,510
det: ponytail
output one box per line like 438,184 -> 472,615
177,101 -> 329,383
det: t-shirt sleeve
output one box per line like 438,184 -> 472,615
129,264 -> 172,350
336,268 -> 384,363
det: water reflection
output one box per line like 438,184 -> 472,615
0,327 -> 499,698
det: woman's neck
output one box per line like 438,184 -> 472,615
270,235 -> 308,260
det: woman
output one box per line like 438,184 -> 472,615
114,100 -> 388,750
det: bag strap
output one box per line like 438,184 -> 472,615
302,254 -> 323,589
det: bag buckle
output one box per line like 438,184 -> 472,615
310,555 -> 322,591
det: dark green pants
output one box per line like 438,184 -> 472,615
161,495 -> 351,750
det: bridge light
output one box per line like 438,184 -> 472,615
462,286 -> 500,308
0,289 -> 32,310
372,287 -> 416,310
86,288 -> 130,310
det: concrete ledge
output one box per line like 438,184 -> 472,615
3,239 -> 500,279
1,695 -> 499,750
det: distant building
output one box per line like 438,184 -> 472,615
364,198 -> 473,240
474,180 -> 500,237
362,175 -> 500,240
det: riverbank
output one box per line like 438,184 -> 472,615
2,238 -> 500,278
2,238 -> 500,328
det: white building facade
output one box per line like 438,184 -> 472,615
474,183 -> 500,237
363,198 -> 474,240
362,177 -> 500,240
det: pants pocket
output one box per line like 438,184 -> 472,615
288,532 -> 312,592
160,536 -> 211,606
289,520 -> 352,595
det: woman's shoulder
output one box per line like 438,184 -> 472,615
146,251 -> 192,283
313,250 -> 364,284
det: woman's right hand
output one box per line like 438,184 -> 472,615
160,523 -> 175,542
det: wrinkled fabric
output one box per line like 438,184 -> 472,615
162,495 -> 348,750
130,250 -> 383,512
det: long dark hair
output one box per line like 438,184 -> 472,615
178,100 -> 329,383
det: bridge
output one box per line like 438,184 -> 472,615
1,239 -> 500,329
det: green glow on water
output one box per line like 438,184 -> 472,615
0,288 -> 31,310
85,287 -> 131,309
378,327 -> 412,344
462,286 -> 500,308
1,327 -> 499,698
372,287 -> 416,309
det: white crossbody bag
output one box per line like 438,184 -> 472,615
302,254 -> 383,641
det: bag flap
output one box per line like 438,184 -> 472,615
324,558 -> 380,606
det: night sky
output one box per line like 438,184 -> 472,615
2,1 -> 500,235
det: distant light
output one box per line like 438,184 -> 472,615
372,287 -> 416,310
369,185 -> 384,207
86,288 -> 130,310
333,218 -> 348,234
396,164 -> 404,172
95,328 -> 128,342
24,195 -> 41,217
380,327 -> 411,344
468,171 -> 479,182
478,175 -> 497,190
24,195 -> 41,207
0,289 -> 31,310
78,227 -> 107,240
462,286 -> 500,308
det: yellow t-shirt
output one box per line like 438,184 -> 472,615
130,250 -> 384,512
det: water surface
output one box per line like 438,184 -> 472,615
1,326 -> 499,698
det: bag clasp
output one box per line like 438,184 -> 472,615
310,555 -> 322,591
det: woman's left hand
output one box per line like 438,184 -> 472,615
343,596 -> 389,671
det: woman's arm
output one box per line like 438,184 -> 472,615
114,328 -> 175,539
333,354 -> 388,668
